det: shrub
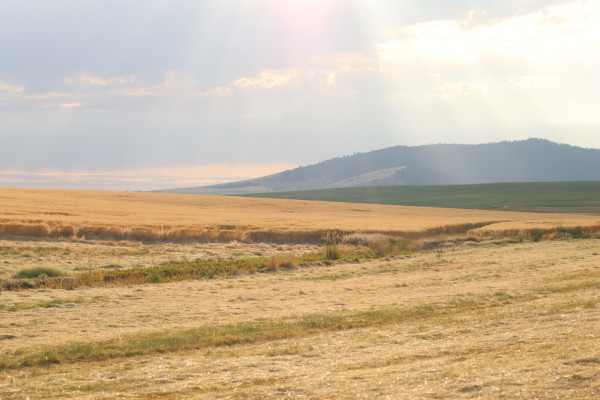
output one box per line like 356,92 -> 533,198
13,267 -> 67,279
265,254 -> 298,271
264,258 -> 279,271
278,254 -> 298,269
529,229 -> 548,242
149,270 -> 163,283
557,226 -> 586,239
349,234 -> 421,258
0,223 -> 50,238
388,237 -> 422,254
367,236 -> 391,257
324,244 -> 341,260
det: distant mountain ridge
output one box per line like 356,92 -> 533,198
155,139 -> 600,195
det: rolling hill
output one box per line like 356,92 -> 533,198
156,139 -> 600,195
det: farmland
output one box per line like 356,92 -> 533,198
241,181 -> 600,213
1,187 -> 599,399
1,187 -> 599,242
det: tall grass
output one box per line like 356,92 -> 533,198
3,220 -> 597,246
490,225 -> 600,242
0,221 -> 489,245
343,233 -> 422,258
324,244 -> 342,260
265,254 -> 298,271
0,223 -> 245,244
245,229 -> 344,244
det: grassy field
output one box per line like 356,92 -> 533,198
240,181 -> 600,213
1,188 -> 599,398
1,240 -> 599,398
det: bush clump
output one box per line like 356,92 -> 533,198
556,226 -> 587,239
324,244 -> 342,260
343,233 -> 421,257
529,229 -> 548,242
13,267 -> 68,279
265,254 -> 298,271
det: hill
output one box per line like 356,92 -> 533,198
155,139 -> 600,195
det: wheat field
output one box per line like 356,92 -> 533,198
1,188 -> 599,241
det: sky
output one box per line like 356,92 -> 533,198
1,0 -> 599,191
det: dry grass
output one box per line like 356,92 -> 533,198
1,188 -> 599,398
0,239 -> 318,280
1,239 -> 599,398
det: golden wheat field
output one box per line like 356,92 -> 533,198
1,187 -> 599,239
1,188 -> 599,399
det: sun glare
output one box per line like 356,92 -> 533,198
273,0 -> 340,44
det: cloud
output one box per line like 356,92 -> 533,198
114,71 -> 228,98
226,52 -> 373,97
428,80 -> 490,98
233,70 -> 297,89
103,52 -> 372,100
26,91 -> 71,99
309,52 -> 374,73
110,71 -> 189,97
504,75 -> 558,88
377,0 -> 600,75
0,80 -> 25,94
65,73 -> 136,86
376,0 -> 600,103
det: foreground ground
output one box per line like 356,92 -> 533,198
1,238 -> 599,399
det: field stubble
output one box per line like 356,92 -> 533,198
0,240 -> 599,398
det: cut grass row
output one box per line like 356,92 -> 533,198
0,296 -> 105,312
3,278 -> 597,371
0,303 -> 439,370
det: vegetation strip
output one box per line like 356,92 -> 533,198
0,252 -> 352,291
0,238 -> 422,291
2,225 -> 599,292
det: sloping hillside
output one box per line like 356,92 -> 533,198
156,139 -> 600,195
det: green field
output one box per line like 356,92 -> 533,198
240,181 -> 600,213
